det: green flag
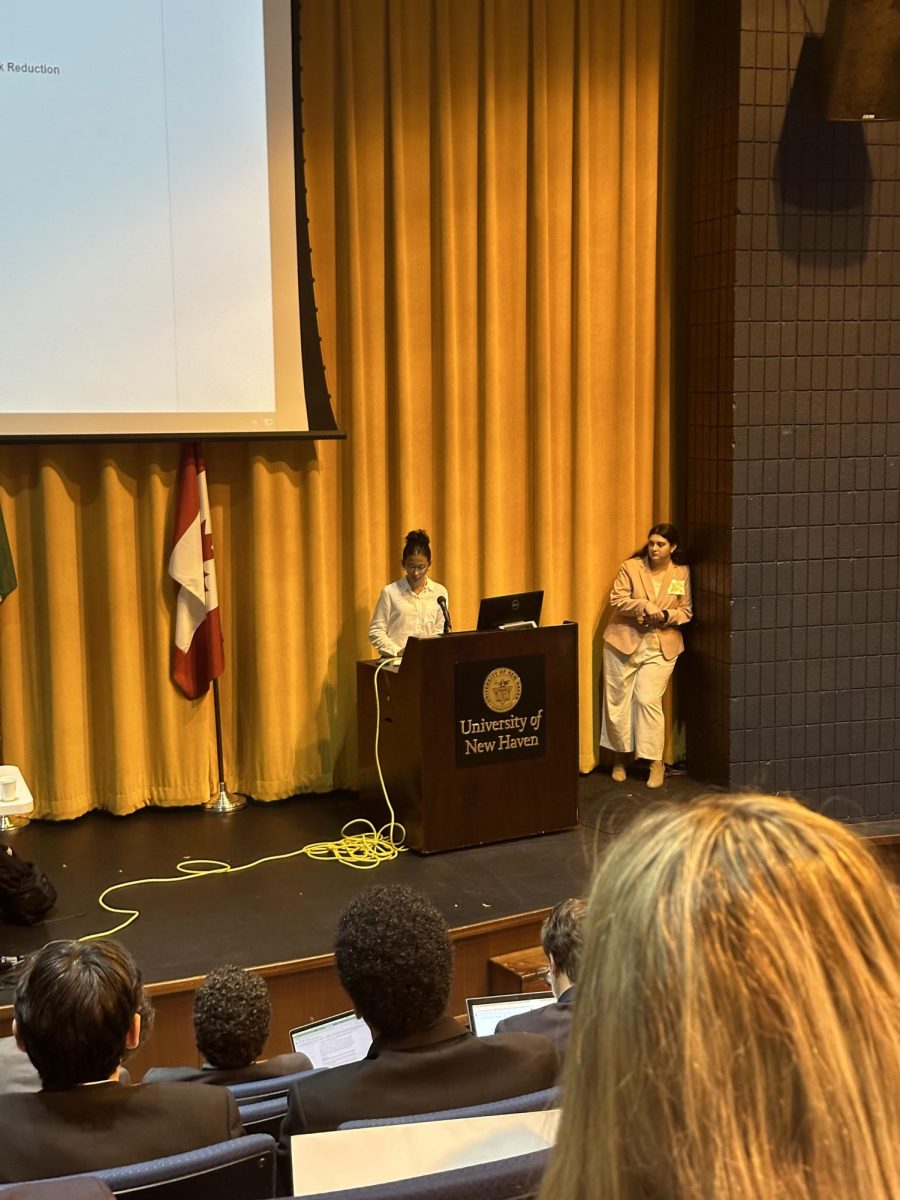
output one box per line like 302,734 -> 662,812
0,505 -> 16,602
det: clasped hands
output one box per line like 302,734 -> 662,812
640,603 -> 666,628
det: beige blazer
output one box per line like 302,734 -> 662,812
603,557 -> 692,661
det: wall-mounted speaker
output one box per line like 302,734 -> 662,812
821,0 -> 900,120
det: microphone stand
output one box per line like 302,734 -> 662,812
438,598 -> 452,635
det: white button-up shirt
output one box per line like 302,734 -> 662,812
368,576 -> 450,657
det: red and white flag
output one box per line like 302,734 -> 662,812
168,443 -> 224,699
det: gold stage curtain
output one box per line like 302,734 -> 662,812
0,0 -> 677,818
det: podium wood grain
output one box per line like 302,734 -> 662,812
357,625 -> 579,853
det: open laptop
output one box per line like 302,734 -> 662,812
466,990 -> 556,1036
476,590 -> 544,632
289,1010 -> 371,1068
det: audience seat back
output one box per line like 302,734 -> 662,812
338,1087 -> 561,1129
229,1067 -> 322,1103
238,1096 -> 288,1138
16,1133 -> 277,1200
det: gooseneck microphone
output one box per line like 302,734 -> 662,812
437,594 -> 452,634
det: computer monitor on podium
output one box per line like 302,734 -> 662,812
476,590 -> 544,631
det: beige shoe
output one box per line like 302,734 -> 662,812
647,761 -> 665,788
611,763 -> 627,783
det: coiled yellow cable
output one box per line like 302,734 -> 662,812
80,658 -> 407,941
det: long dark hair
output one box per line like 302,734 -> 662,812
630,523 -> 688,564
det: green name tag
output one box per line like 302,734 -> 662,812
668,579 -> 685,596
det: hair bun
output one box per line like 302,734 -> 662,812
401,529 -> 432,565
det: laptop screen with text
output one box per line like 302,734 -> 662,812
290,1011 -> 371,1068
466,991 -> 556,1037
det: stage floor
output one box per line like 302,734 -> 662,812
0,768 -> 707,997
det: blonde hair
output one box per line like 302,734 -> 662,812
542,793 -> 900,1200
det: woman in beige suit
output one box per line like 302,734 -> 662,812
600,524 -> 691,788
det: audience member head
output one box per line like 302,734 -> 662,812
542,793 -> 900,1200
193,964 -> 271,1069
13,939 -> 154,1091
335,884 -> 452,1038
541,898 -> 586,995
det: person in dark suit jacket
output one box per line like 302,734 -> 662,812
0,1034 -> 47,1095
495,897 -> 586,1056
277,885 -> 559,1192
0,938 -> 243,1184
0,1035 -> 132,1095
142,963 -> 311,1085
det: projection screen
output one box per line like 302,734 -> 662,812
0,0 -> 338,439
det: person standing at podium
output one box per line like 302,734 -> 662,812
600,523 -> 691,788
368,529 -> 449,658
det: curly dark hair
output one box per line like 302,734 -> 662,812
335,884 -> 453,1038
14,938 -> 154,1090
541,898 -> 587,983
193,965 -> 271,1069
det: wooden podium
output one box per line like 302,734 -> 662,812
357,624 -> 578,853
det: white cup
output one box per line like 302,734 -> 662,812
0,776 -> 17,802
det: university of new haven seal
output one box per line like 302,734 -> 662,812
482,667 -> 523,713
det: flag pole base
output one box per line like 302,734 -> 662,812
0,813 -> 29,833
204,784 -> 246,814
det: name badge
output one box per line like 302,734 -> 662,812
668,579 -> 685,596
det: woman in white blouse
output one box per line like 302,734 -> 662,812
368,529 -> 449,658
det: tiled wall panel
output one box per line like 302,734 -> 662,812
687,0 -> 900,818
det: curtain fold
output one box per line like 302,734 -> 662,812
0,0 -> 676,817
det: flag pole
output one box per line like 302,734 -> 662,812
204,679 -> 246,813
167,439 -> 243,814
0,504 -> 25,830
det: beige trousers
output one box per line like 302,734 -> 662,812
600,636 -> 676,761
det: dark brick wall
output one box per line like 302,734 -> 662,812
687,0 -> 900,818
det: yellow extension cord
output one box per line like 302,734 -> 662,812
80,658 -> 407,941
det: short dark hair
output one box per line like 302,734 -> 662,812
541,898 -> 587,982
194,965 -> 271,1069
14,939 -> 153,1090
334,884 -> 452,1038
402,529 -> 432,564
